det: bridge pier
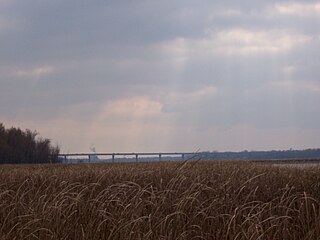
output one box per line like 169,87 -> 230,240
58,152 -> 196,164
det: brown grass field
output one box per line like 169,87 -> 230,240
1,160 -> 320,239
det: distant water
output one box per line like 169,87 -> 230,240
272,163 -> 320,168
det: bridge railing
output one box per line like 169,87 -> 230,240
58,152 -> 197,163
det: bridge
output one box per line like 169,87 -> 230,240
58,152 -> 198,163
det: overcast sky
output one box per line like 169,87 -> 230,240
1,0 -> 320,153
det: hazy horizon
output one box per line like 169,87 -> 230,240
1,1 -> 320,153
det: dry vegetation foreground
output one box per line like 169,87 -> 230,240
1,161 -> 320,239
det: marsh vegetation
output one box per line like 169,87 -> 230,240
0,161 -> 320,239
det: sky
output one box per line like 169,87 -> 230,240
1,0 -> 320,153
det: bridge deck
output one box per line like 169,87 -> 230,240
58,152 -> 197,163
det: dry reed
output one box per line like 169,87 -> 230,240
0,161 -> 320,239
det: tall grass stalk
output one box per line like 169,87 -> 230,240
0,161 -> 320,239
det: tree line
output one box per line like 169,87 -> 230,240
0,123 -> 60,164
193,149 -> 320,161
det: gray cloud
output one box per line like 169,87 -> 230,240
1,0 -> 320,151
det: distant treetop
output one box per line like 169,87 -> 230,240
0,123 -> 60,164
